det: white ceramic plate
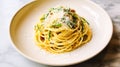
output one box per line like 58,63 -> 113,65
9,0 -> 113,66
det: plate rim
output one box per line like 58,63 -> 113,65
9,0 -> 113,66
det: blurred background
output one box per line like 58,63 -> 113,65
0,0 -> 120,67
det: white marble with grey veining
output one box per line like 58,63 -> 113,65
0,0 -> 120,67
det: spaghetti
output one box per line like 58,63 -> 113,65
34,6 -> 92,54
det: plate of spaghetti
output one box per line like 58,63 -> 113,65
34,6 -> 92,54
9,0 -> 113,66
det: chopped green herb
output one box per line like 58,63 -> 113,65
64,8 -> 70,12
66,21 -> 76,29
34,25 -> 41,32
45,13 -> 49,19
61,17 -> 65,20
40,13 -> 49,22
49,8 -> 54,12
81,23 -> 84,33
72,14 -> 78,23
51,23 -> 62,28
57,8 -> 62,11
48,31 -> 51,40
50,20 -> 62,28
67,21 -> 72,28
40,14 -> 45,22
49,7 -> 63,13
81,17 -> 89,25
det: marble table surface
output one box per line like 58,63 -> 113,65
0,0 -> 120,67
